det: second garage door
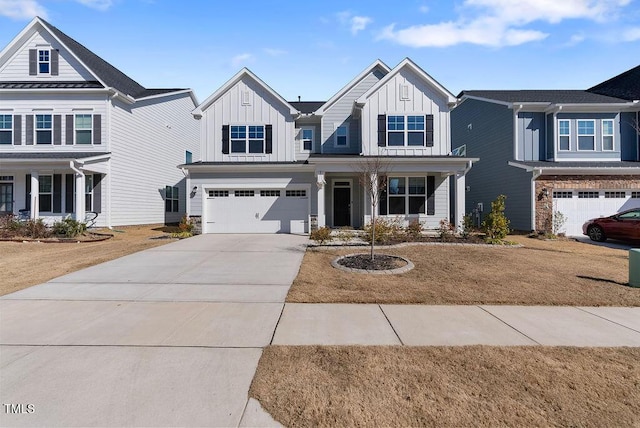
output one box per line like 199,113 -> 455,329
204,188 -> 309,234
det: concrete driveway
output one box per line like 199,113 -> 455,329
0,234 -> 307,427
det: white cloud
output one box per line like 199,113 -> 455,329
231,53 -> 253,67
622,27 -> 640,41
0,0 -> 48,20
337,11 -> 373,35
379,0 -> 632,47
264,48 -> 288,57
75,0 -> 114,11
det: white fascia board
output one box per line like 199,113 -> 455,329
508,161 -> 640,175
194,68 -> 298,116
357,58 -> 456,106
316,59 -> 391,115
544,103 -> 634,113
0,17 -> 39,69
181,163 -> 314,173
135,89 -> 199,106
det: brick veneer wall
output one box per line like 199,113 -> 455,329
534,175 -> 640,232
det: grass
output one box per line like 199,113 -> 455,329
251,345 -> 640,427
0,224 -> 176,296
288,235 -> 639,306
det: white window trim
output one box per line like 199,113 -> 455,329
37,48 -> 51,76
334,123 -> 349,148
602,119 -> 615,151
230,124 -> 266,154
35,114 -> 52,145
558,119 -> 571,151
0,114 -> 12,145
300,127 -> 313,153
387,114 -> 426,148
74,114 -> 93,145
85,174 -> 93,211
399,84 -> 410,101
386,175 -> 427,216
576,119 -> 596,152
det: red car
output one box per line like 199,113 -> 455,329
582,208 -> 640,242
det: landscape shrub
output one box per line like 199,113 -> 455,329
178,215 -> 195,234
363,218 -> 402,244
461,213 -> 475,239
52,218 -> 87,238
404,219 -> 424,240
310,226 -> 333,244
482,195 -> 510,244
0,215 -> 22,238
335,227 -> 356,244
21,219 -> 51,239
437,219 -> 456,242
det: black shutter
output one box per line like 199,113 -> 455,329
377,114 -> 386,147
265,124 -> 273,154
66,115 -> 74,145
93,115 -> 101,144
425,114 -> 434,147
25,174 -> 31,210
51,49 -> 59,76
65,174 -> 74,213
53,174 -> 62,213
93,174 -> 102,213
13,115 -> 21,145
29,49 -> 37,75
426,176 -> 435,215
53,115 -> 61,145
25,116 -> 34,145
222,125 -> 229,154
379,175 -> 388,215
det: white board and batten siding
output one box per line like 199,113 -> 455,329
109,93 -> 199,226
361,67 -> 451,156
201,75 -> 295,162
0,31 -> 95,82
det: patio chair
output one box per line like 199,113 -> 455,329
84,211 -> 98,228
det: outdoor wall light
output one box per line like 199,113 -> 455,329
542,187 -> 549,197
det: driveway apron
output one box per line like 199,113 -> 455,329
0,234 -> 306,427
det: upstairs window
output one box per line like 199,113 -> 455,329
577,120 -> 595,151
602,119 -> 614,151
387,115 -> 426,146
301,128 -> 313,151
0,115 -> 12,145
558,119 -> 570,151
36,114 -> 52,144
75,114 -> 92,144
38,49 -> 50,74
231,125 -> 264,153
185,150 -> 192,163
335,125 -> 348,147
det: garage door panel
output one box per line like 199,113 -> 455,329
554,190 -> 636,236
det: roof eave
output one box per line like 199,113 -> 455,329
508,161 -> 640,175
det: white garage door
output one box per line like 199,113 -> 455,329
553,190 -> 640,236
204,188 -> 309,234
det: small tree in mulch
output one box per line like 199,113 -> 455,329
482,194 -> 510,244
356,157 -> 391,261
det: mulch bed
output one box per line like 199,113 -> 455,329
337,254 -> 407,270
0,232 -> 113,243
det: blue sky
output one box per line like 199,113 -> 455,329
1,0 -> 639,102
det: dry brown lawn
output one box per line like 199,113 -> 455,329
251,345 -> 640,428
0,225 -> 177,296
288,235 -> 640,306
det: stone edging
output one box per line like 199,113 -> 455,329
0,232 -> 114,244
331,254 -> 415,275
314,241 -> 524,250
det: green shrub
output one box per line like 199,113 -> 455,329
21,219 -> 51,239
310,226 -> 333,244
404,219 -> 424,240
363,217 -> 402,244
438,219 -> 456,242
461,213 -> 475,239
52,218 -> 87,238
482,195 -> 510,244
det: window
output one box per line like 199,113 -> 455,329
633,192 -> 640,198
605,191 -> 626,198
85,175 -> 93,211
387,176 -> 426,215
38,49 -> 50,74
260,190 -> 280,197
602,119 -> 614,151
209,190 -> 229,197
335,125 -> 348,147
0,115 -> 11,145
185,151 -> 192,164
387,115 -> 425,146
39,175 -> 52,212
577,120 -> 595,151
36,114 -> 52,144
553,191 -> 573,198
235,190 -> 254,197
558,120 -> 570,151
165,186 -> 179,212
578,191 -> 599,198
301,128 -> 313,151
75,114 -> 92,144
285,190 -> 306,197
231,125 -> 264,153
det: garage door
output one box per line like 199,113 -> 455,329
204,188 -> 309,234
553,190 -> 640,236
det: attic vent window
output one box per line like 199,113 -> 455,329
399,84 -> 410,101
241,91 -> 251,106
38,50 -> 50,74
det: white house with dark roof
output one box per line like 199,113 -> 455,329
452,66 -> 640,236
0,17 -> 199,227
183,59 -> 477,234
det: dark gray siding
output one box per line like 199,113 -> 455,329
517,112 -> 546,161
621,112 -> 639,161
452,98 -> 533,231
546,114 -> 554,160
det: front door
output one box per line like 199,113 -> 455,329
0,183 -> 13,214
333,186 -> 351,227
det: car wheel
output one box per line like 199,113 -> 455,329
588,225 -> 606,242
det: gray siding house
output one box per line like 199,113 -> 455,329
452,65 -> 640,236
182,59 -> 477,234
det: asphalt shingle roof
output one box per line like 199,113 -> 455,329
0,152 -> 110,159
588,65 -> 640,101
289,101 -> 325,114
0,81 -> 103,89
459,90 -> 628,104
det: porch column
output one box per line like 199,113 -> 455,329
74,172 -> 85,222
30,172 -> 39,219
316,171 -> 326,228
455,171 -> 466,230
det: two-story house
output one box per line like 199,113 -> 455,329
182,59 -> 476,234
0,17 -> 199,227
452,65 -> 639,236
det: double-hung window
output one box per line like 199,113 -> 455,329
165,186 -> 179,212
387,115 -> 425,146
558,120 -> 570,151
75,114 -> 92,144
387,176 -> 426,215
301,128 -> 313,151
38,49 -> 50,74
335,125 -> 348,147
231,125 -> 264,153
39,175 -> 53,212
36,114 -> 52,144
85,175 -> 93,211
577,120 -> 595,151
0,115 -> 11,145
602,119 -> 614,151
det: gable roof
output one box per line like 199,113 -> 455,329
588,64 -> 640,101
193,68 -> 298,116
357,58 -> 456,105
459,90 -> 629,105
316,59 -> 391,115
0,17 -> 194,102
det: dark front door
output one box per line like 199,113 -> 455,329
0,183 -> 13,214
333,187 -> 351,227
